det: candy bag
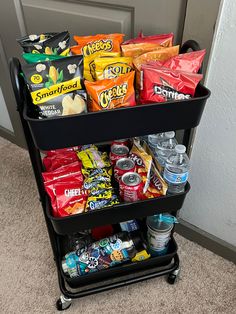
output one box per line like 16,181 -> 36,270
140,65 -> 203,104
122,32 -> 174,46
85,71 -> 136,111
146,49 -> 206,73
94,56 -> 133,80
22,55 -> 86,118
17,31 -> 70,55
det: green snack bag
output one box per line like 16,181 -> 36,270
22,53 -> 66,64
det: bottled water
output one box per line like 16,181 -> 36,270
155,131 -> 177,170
163,144 -> 190,194
147,133 -> 166,155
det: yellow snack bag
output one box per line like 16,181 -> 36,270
94,56 -> 133,80
85,51 -> 121,81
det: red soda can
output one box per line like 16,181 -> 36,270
114,158 -> 136,182
112,139 -> 130,147
119,172 -> 143,202
110,144 -> 129,165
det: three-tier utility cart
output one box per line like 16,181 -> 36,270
9,40 -> 210,311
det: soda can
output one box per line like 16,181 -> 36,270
119,172 -> 143,202
112,138 -> 130,147
110,144 -> 129,165
114,158 -> 136,182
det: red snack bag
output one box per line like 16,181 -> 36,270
42,161 -> 82,182
123,32 -> 174,47
55,182 -> 89,217
140,65 -> 203,104
44,172 -> 84,216
146,50 -> 206,74
43,151 -> 79,171
44,147 -> 79,157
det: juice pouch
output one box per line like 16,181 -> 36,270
146,49 -> 206,74
94,57 -> 133,80
85,71 -> 136,111
122,32 -> 174,46
55,182 -> 89,216
140,65 -> 203,104
22,55 -> 87,118
17,31 -> 70,55
121,43 -> 168,58
71,34 -> 124,81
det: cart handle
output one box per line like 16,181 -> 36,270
9,57 -> 25,112
180,40 -> 203,74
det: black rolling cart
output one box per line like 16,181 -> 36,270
9,40 -> 210,311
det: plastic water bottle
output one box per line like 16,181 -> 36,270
155,131 -> 177,170
147,133 -> 167,154
163,144 -> 190,194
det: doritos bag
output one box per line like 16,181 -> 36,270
17,31 -> 70,55
71,34 -> 124,81
85,71 -> 136,111
122,32 -> 174,46
22,56 -> 87,118
140,65 -> 203,104
146,50 -> 206,74
94,56 -> 133,80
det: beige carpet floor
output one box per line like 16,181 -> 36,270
0,136 -> 235,314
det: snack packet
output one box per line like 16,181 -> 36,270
133,46 -> 180,71
43,151 -> 79,171
42,161 -> 82,182
121,43 -> 166,58
146,49 -> 206,74
140,65 -> 203,104
85,71 -> 136,111
78,147 -> 111,169
22,56 -> 87,118
94,56 -> 133,80
71,34 -> 124,81
55,182 -> 88,216
22,53 -> 66,64
17,31 -> 70,55
44,147 -> 79,157
122,32 -> 174,46
86,193 -> 119,211
82,51 -> 121,81
82,167 -> 112,178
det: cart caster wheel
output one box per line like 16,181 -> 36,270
167,273 -> 177,285
56,295 -> 72,311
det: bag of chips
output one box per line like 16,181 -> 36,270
85,71 -> 136,111
22,56 -> 87,118
44,147 -> 79,157
86,193 -> 119,211
22,53 -> 66,64
78,146 -> 111,169
94,56 -> 133,80
122,32 -> 174,46
42,161 -> 82,182
133,46 -> 180,71
43,151 -> 79,171
55,182 -> 88,216
121,43 -> 166,58
146,49 -> 206,74
140,65 -> 203,104
71,34 -> 124,81
86,52 -> 121,81
17,31 -> 70,55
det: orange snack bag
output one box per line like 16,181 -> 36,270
85,71 -> 136,111
72,34 -> 124,56
133,45 -> 180,71
121,43 -> 165,58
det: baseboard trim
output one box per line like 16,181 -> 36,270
176,218 -> 236,264
0,126 -> 16,144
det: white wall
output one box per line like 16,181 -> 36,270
180,0 -> 236,246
